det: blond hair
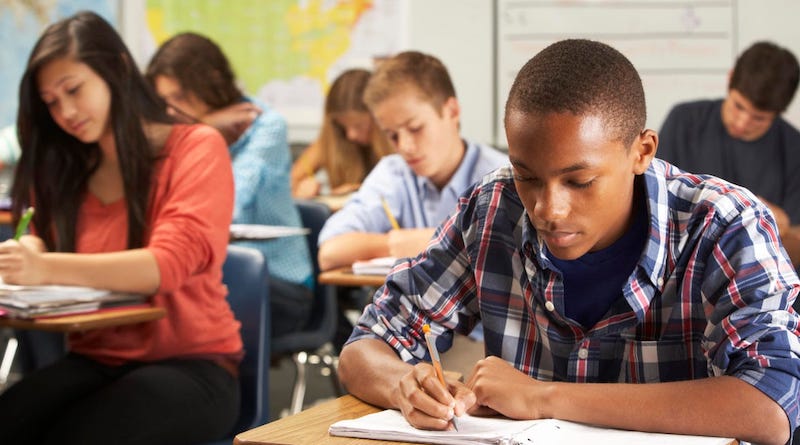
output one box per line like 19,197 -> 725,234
363,51 -> 456,114
318,69 -> 393,188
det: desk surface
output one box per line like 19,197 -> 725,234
0,306 -> 165,333
235,394 -> 739,445
235,395 -> 407,445
318,267 -> 386,288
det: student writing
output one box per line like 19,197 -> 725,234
658,41 -> 800,267
317,51 -> 507,272
291,68 -> 394,199
0,12 -> 242,444
337,39 -> 800,445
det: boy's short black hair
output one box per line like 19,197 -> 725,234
505,39 -> 646,147
730,41 -> 799,113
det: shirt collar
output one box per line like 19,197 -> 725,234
415,139 -> 477,196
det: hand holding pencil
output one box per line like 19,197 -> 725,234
422,323 -> 460,431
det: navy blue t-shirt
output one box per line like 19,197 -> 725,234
549,201 -> 648,329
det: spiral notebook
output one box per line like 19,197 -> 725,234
328,409 -> 734,445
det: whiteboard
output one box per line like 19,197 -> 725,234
495,0 -> 800,147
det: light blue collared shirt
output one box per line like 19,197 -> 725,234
318,140 -> 508,243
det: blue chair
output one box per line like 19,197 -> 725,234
205,244 -> 271,444
271,199 -> 341,415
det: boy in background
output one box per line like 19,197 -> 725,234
659,41 -> 800,266
338,39 -> 800,445
317,51 -> 507,272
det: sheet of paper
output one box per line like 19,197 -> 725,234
351,256 -> 397,275
329,408 -> 735,445
229,224 -> 309,240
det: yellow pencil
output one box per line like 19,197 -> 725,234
422,324 -> 459,431
381,197 -> 400,230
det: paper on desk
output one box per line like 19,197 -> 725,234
351,256 -> 397,275
0,279 -> 109,303
328,409 -> 734,445
229,224 -> 309,240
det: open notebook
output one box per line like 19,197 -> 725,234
329,409 -> 734,445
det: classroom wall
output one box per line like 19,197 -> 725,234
122,0 -> 800,149
423,0 -> 800,148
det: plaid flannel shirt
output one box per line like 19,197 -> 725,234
349,159 -> 800,430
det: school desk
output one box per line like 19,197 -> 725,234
0,305 -> 165,333
318,267 -> 386,288
234,394 -> 406,445
0,305 -> 165,387
234,394 -> 739,445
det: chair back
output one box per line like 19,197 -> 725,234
222,244 -> 271,432
272,199 -> 336,351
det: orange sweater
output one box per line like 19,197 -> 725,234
68,124 -> 242,364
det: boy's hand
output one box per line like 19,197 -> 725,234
387,228 -> 436,258
466,356 -> 549,420
391,362 -> 476,430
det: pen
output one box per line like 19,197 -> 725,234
381,197 -> 400,230
422,323 -> 459,431
14,206 -> 35,241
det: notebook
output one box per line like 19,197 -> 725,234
352,256 -> 397,276
328,408 -> 735,445
0,280 -> 144,318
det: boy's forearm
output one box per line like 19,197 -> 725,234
318,233 -> 390,271
546,376 -> 788,445
338,338 -> 414,409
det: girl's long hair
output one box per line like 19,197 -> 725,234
14,11 -> 171,252
318,69 -> 393,189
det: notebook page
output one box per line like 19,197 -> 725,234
329,409 -> 736,445
511,418 -> 734,445
329,409 -> 542,445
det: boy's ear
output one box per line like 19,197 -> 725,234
442,96 -> 460,121
631,129 -> 658,175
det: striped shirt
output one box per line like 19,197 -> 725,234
349,158 -> 800,430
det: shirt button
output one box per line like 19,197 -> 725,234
578,348 -> 589,359
657,277 -> 664,287
544,301 -> 555,312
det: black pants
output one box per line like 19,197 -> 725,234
270,277 -> 313,337
0,353 -> 239,445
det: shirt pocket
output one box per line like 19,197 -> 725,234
619,336 -> 694,383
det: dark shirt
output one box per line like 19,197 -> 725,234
658,99 -> 800,223
551,196 -> 648,329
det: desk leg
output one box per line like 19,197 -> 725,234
0,336 -> 18,387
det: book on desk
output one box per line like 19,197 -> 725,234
352,256 -> 398,276
329,408 -> 735,445
0,281 -> 145,318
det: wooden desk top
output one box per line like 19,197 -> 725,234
235,395 -> 408,445
318,267 -> 386,288
235,394 -> 739,445
0,306 -> 166,333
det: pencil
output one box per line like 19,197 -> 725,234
14,206 -> 35,241
422,323 -> 459,431
381,197 -> 400,230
